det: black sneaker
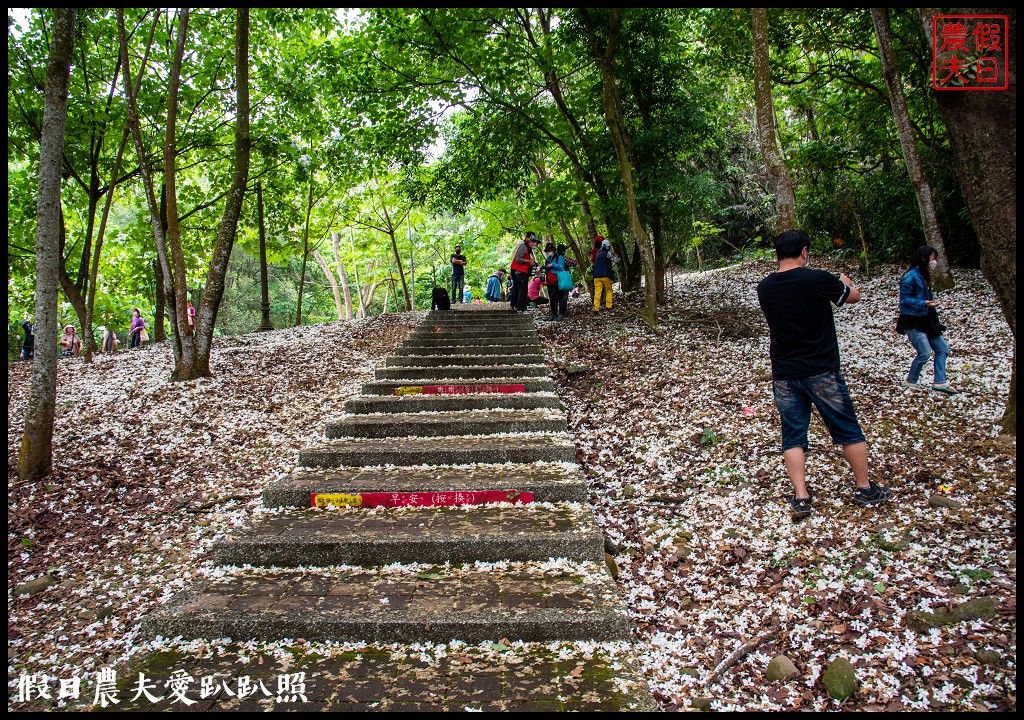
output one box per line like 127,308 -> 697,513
852,480 -> 892,507
790,495 -> 813,519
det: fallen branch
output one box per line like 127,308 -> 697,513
704,621 -> 780,686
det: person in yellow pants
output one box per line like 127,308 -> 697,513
591,239 -> 616,311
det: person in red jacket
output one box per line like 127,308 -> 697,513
509,232 -> 540,313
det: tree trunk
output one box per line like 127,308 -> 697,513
332,231 -> 353,319
257,179 -> 274,330
580,9 -> 657,325
118,10 -> 181,371
313,249 -> 344,320
751,8 -> 796,234
84,124 -> 132,361
382,204 -> 411,311
919,7 -> 1016,434
871,8 -> 953,289
296,181 -> 314,327
19,8 -> 76,481
651,208 -> 667,303
191,9 -> 250,377
162,10 -> 197,376
154,257 -> 167,340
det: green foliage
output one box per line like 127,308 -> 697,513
8,6 -> 987,353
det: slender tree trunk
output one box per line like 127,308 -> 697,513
162,10 -> 197,376
154,181 -> 170,342
871,8 -> 953,289
580,9 -> 657,323
313,249 -> 344,320
257,179 -> 274,330
408,217 -> 416,311
350,229 -> 365,318
83,124 -> 131,362
332,231 -> 353,320
190,8 -> 250,377
153,257 -> 167,340
381,204 -> 411,311
19,8 -> 76,481
751,8 -> 796,234
296,181 -> 314,326
118,9 -> 181,370
919,7 -> 1016,433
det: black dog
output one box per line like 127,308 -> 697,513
431,287 -> 451,311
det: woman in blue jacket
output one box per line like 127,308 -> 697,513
897,245 -> 957,394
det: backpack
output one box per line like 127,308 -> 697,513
431,287 -> 451,311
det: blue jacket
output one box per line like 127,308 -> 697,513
592,248 -> 614,279
898,267 -> 932,316
485,273 -> 503,300
545,255 -> 566,273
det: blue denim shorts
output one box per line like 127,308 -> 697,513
772,371 -> 866,452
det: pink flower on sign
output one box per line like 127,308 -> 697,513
742,406 -> 755,416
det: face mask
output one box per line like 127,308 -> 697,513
928,259 -> 938,271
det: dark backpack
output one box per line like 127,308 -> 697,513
431,286 -> 451,311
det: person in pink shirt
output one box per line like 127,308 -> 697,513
187,300 -> 196,335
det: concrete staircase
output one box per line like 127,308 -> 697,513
134,307 -> 655,711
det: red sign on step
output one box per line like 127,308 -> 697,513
393,384 -> 526,396
311,490 -> 535,508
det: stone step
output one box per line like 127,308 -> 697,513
299,434 -> 575,467
407,331 -> 536,344
359,379 -> 555,397
212,504 -> 602,567
141,561 -> 631,644
264,465 -> 588,508
374,365 -> 550,380
419,315 -> 534,324
327,408 -> 564,436
426,310 -> 528,319
385,354 -> 546,367
407,335 -> 541,346
395,344 -> 542,357
343,393 -> 559,414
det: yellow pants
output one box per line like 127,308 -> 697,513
593,277 -> 613,310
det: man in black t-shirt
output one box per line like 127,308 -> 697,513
757,230 -> 891,519
450,246 -> 467,304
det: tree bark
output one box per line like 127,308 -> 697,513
580,9 -> 658,325
871,8 -> 953,289
332,231 -> 353,320
382,204 -> 412,311
191,7 -> 251,378
313,249 -> 344,320
118,9 -> 181,371
919,7 -> 1016,433
751,8 -> 796,234
296,180 -> 314,327
162,9 -> 197,376
256,179 -> 274,330
19,8 -> 76,481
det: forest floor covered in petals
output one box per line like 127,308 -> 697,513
8,260 -> 1016,711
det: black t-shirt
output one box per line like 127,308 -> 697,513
450,253 -> 466,278
757,267 -> 851,380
